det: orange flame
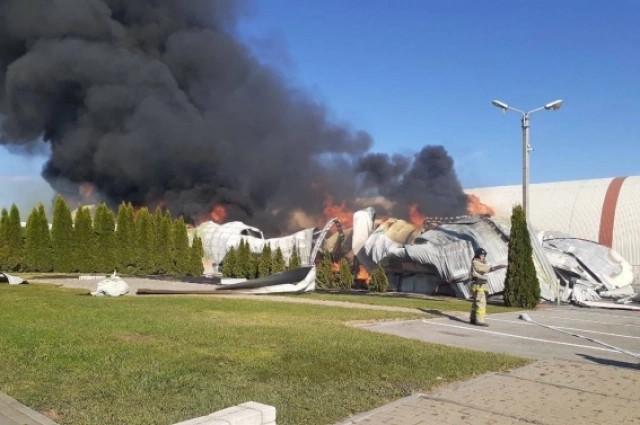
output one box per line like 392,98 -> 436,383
356,265 -> 370,283
320,195 -> 354,228
210,205 -> 228,223
79,183 -> 95,198
408,204 -> 426,226
466,194 -> 495,216
332,262 -> 340,273
132,205 -> 141,218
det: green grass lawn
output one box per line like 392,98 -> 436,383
287,291 -> 521,314
0,284 -> 530,425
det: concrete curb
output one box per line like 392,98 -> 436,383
0,392 -> 58,425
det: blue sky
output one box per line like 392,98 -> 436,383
1,0 -> 639,213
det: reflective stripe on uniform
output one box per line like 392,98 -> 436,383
471,284 -> 487,292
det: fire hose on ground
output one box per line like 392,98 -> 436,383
518,313 -> 640,362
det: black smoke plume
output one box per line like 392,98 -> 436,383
0,0 -> 469,235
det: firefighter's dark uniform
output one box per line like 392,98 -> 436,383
470,253 -> 491,326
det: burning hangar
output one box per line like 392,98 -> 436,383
191,176 -> 640,308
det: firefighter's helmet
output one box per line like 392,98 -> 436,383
474,248 -> 487,258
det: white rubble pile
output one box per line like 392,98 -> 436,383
600,284 -> 640,305
0,272 -> 26,285
90,271 -> 130,297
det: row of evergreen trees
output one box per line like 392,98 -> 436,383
0,196 -> 204,276
315,249 -> 388,292
219,243 -> 388,292
221,239 -> 301,279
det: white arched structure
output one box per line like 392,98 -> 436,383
465,176 -> 640,279
194,221 -> 316,274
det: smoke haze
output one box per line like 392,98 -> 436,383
0,0 -> 468,235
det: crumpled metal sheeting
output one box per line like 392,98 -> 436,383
196,221 -> 315,268
615,293 -> 640,304
405,217 -> 511,299
567,279 -> 603,302
0,272 -> 26,285
600,284 -> 637,299
542,231 -> 633,290
362,229 -> 405,264
384,216 -> 558,301
543,246 -> 593,284
404,239 -> 473,283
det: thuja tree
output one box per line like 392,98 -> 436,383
188,235 -> 204,276
0,208 -> 10,269
315,249 -> 334,289
94,204 -> 116,273
272,247 -> 286,274
236,239 -> 255,279
288,244 -> 301,270
135,208 -> 155,275
115,202 -> 136,273
6,204 -> 24,272
258,244 -> 273,277
154,209 -> 174,274
172,216 -> 191,275
51,195 -> 74,273
73,206 -> 96,273
336,259 -> 354,291
503,204 -> 540,309
24,204 -> 53,272
221,246 -> 238,277
38,204 -> 54,272
368,265 -> 389,293
25,207 -> 42,272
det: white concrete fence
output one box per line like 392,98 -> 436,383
173,401 -> 276,425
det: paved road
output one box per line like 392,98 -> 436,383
357,305 -> 640,367
332,306 -> 640,425
333,358 -> 640,425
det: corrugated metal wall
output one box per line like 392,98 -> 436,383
465,176 -> 640,280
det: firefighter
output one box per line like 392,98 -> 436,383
470,247 -> 491,326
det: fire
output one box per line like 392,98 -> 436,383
466,194 -> 495,216
320,195 -> 354,228
79,183 -> 95,198
132,205 -> 142,218
356,265 -> 370,283
332,262 -> 340,273
408,204 -> 426,226
210,204 -> 228,223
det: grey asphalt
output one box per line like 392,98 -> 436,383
356,305 -> 640,367
332,305 -> 640,425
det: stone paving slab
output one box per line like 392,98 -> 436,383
333,359 -> 640,425
335,393 -> 525,425
506,358 -> 640,401
436,373 -> 630,425
0,392 -> 58,425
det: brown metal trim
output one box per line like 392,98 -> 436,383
598,177 -> 627,248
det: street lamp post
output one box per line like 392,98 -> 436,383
491,99 -> 563,220
492,99 -> 563,305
